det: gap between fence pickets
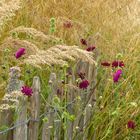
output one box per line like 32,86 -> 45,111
42,72 -> 57,140
42,71 -> 64,140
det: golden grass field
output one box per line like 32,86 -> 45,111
0,0 -> 140,139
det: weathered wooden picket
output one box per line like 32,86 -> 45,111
0,56 -> 97,140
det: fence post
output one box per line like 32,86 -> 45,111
73,57 -> 97,140
42,73 -> 58,140
0,67 -> 23,140
13,81 -> 28,140
66,68 -> 75,140
28,76 -> 41,140
0,106 -> 14,140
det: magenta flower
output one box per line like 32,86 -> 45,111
80,39 -> 87,46
57,88 -> 64,96
112,61 -> 124,68
113,69 -> 122,83
21,86 -> 33,96
101,62 -> 111,67
63,21 -> 73,28
15,48 -> 25,59
79,79 -> 89,89
78,72 -> 85,80
86,45 -> 96,52
127,120 -> 136,129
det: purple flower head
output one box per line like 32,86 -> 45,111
57,88 -> 64,96
79,79 -> 89,89
15,48 -> 25,59
113,69 -> 122,83
127,120 -> 136,129
112,61 -> 125,68
78,72 -> 85,80
80,39 -> 87,46
86,45 -> 96,52
101,62 -> 111,67
63,21 -> 73,28
21,86 -> 33,96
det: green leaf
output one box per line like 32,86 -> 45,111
0,125 -> 9,131
42,117 -> 48,123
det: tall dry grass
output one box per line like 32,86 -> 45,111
0,0 -> 140,139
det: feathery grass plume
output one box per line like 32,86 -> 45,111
24,45 -> 96,68
0,83 -> 6,99
10,26 -> 62,47
0,37 -> 39,58
0,0 -> 21,33
0,91 -> 24,111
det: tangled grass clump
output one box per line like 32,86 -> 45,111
0,0 -> 140,140
0,0 -> 21,32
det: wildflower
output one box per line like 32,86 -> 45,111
116,53 -> 123,59
63,21 -> 73,28
50,17 -> 55,23
1,65 -> 6,69
112,61 -> 124,68
130,102 -> 138,107
101,62 -> 111,67
78,72 -> 85,80
86,45 -> 96,52
113,69 -> 122,83
56,88 -> 64,96
88,104 -> 92,107
75,126 -> 79,130
21,86 -> 33,96
99,96 -> 103,99
66,68 -> 72,77
9,66 -> 21,78
79,79 -> 89,89
80,39 -> 87,46
26,70 -> 31,74
127,120 -> 136,129
15,48 -> 25,59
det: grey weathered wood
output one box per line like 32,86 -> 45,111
73,61 -> 88,139
13,99 -> 27,140
54,116 -> 61,140
66,68 -> 75,140
28,76 -> 41,140
73,55 -> 97,140
42,73 -> 57,140
0,108 -> 14,140
6,67 -> 22,94
0,67 -> 23,140
13,81 -> 28,140
42,111 -> 54,140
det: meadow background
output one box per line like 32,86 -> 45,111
0,0 -> 140,140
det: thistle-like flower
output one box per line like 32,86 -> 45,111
21,86 -> 33,96
112,61 -> 124,68
79,79 -> 89,89
80,39 -> 87,46
15,48 -> 25,59
101,62 -> 111,67
86,45 -> 96,52
127,120 -> 136,129
113,69 -> 122,83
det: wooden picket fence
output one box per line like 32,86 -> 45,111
0,58 -> 97,140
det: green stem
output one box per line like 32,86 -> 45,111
64,66 -> 67,140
